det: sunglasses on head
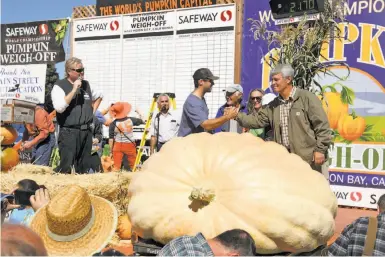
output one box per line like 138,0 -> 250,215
251,96 -> 262,102
71,68 -> 84,73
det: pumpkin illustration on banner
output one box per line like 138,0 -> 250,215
338,111 -> 366,142
318,92 -> 348,129
0,126 -> 18,145
317,83 -> 353,129
127,133 -> 338,254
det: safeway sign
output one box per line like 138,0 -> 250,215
1,19 -> 68,65
176,5 -> 235,31
331,185 -> 384,209
74,16 -> 122,39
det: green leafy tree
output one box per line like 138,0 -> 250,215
44,64 -> 59,113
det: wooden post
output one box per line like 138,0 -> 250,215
233,0 -> 244,84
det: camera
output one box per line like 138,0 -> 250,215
1,194 -> 15,212
14,190 -> 35,206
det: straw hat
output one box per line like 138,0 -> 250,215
29,185 -> 118,256
109,102 -> 131,119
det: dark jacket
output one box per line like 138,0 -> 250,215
236,88 -> 332,165
92,115 -> 103,143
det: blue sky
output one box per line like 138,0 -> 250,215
1,0 -> 95,78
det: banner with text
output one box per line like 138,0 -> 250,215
1,19 -> 69,65
241,0 -> 385,208
96,0 -> 217,16
123,10 -> 176,34
176,4 -> 235,31
0,64 -> 47,103
74,16 -> 122,39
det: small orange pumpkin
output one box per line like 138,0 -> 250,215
117,214 -> 132,240
0,126 -> 18,145
101,156 -> 114,172
337,112 -> 366,141
1,147 -> 20,171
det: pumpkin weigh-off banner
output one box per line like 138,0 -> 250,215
0,19 -> 69,65
241,0 -> 385,209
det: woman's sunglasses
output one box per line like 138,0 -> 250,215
251,96 -> 262,102
71,68 -> 85,73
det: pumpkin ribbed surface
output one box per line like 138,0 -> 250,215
127,133 -> 337,254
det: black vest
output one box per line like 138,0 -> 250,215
56,78 -> 94,128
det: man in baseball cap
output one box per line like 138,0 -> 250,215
192,68 -> 220,81
214,84 -> 247,134
224,84 -> 243,94
178,68 -> 238,137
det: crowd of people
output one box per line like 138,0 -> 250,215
17,58 -> 330,178
3,57 -> 385,255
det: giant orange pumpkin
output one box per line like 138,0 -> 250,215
0,126 -> 18,145
127,133 -> 337,254
318,92 -> 348,129
337,113 -> 366,141
1,147 -> 20,171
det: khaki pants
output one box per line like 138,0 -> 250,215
311,162 -> 330,182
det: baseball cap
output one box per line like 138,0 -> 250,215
193,68 -> 219,80
224,84 -> 243,94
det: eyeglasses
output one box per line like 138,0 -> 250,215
71,68 -> 85,73
251,97 -> 262,102
225,91 -> 235,97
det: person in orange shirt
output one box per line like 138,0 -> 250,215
108,102 -> 144,171
20,104 -> 56,166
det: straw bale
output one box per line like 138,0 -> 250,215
1,164 -> 133,213
9,163 -> 54,174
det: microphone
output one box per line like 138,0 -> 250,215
75,75 -> 83,94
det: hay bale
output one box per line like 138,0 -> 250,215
1,164 -> 132,213
9,163 -> 54,174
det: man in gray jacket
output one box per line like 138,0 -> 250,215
235,64 -> 332,175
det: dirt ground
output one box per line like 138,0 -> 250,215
327,207 -> 378,245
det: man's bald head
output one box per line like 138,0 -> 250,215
1,223 -> 48,256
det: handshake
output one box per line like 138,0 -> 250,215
223,106 -> 239,120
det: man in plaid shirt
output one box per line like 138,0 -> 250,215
328,194 -> 385,256
157,229 -> 257,256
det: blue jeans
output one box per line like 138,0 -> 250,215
32,133 -> 55,166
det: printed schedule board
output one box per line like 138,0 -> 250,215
72,4 -> 236,118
